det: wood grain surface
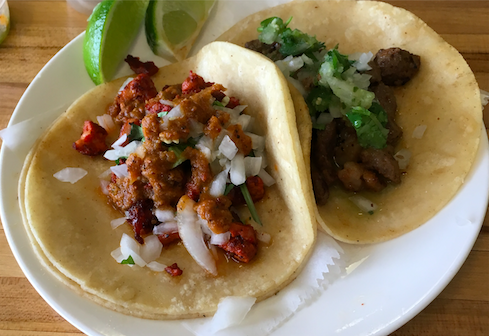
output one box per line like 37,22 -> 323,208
0,1 -> 488,335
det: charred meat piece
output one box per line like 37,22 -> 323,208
371,82 -> 403,145
185,148 -> 212,201
219,223 -> 258,263
362,169 -> 386,192
311,120 -> 338,185
108,74 -> 158,124
374,48 -> 421,86
127,199 -> 157,244
125,55 -> 159,76
227,176 -> 266,206
165,263 -> 183,276
360,148 -> 401,184
73,120 -> 108,156
245,39 -> 285,61
337,162 -> 365,192
181,71 -> 213,95
333,120 -> 362,168
311,163 -> 329,205
157,232 -> 180,246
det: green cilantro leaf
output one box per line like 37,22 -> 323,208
128,123 -> 145,142
213,101 -> 224,107
121,255 -> 135,265
306,86 -> 334,116
346,105 -> 389,149
258,17 -> 288,44
115,157 -> 127,165
279,28 -> 324,56
168,138 -> 199,168
157,111 -> 168,117
224,183 -> 235,195
323,46 -> 353,79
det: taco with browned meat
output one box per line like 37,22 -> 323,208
19,41 -> 316,319
218,0 -> 483,243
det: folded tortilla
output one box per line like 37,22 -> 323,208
19,41 -> 316,318
218,0 -> 483,243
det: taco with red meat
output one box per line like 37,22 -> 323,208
19,41 -> 316,319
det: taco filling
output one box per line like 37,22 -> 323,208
245,17 -> 421,212
73,70 -> 275,275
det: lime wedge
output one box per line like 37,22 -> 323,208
83,0 -> 149,85
0,1 -> 10,45
145,0 -> 215,62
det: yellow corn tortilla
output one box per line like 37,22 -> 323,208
218,0 -> 483,243
19,41 -> 316,319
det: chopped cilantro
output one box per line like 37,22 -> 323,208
240,183 -> 262,226
323,46 -> 353,79
121,255 -> 135,265
213,101 -> 224,107
115,157 -> 127,165
258,17 -> 288,44
128,123 -> 145,142
346,105 -> 389,149
168,138 -> 199,168
306,86 -> 334,116
368,210 -> 374,215
157,111 -> 168,117
224,183 -> 235,195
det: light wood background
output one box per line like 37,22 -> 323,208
0,1 -> 487,335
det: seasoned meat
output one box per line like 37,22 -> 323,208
124,55 -> 159,76
311,120 -> 338,185
127,199 -> 157,243
219,222 -> 258,263
181,71 -> 213,95
360,148 -> 401,183
338,161 -> 364,192
371,82 -> 403,145
311,163 -> 329,205
159,84 -> 181,101
365,60 -> 382,84
108,74 -> 158,124
196,198 -> 233,234
334,121 -> 362,167
107,175 -> 148,211
362,169 -> 386,192
157,232 -> 180,246
374,48 -> 421,86
165,263 -> 183,276
73,120 -> 108,156
204,116 -> 224,140
185,148 -> 212,201
245,39 -> 285,61
227,124 -> 252,155
227,176 -> 266,205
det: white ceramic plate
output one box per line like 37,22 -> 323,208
1,1 -> 488,335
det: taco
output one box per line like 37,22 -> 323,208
19,41 -> 316,319
218,0 -> 483,243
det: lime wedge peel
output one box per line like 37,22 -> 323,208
83,0 -> 149,85
145,0 -> 216,62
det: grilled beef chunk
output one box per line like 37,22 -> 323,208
360,148 -> 401,184
373,48 -> 421,86
245,39 -> 285,61
371,82 -> 403,145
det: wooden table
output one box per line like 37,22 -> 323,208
0,1 -> 487,335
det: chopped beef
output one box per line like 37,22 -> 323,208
124,55 -> 159,77
226,97 -> 240,109
360,148 -> 401,184
374,48 -> 421,86
362,169 -> 386,192
244,39 -> 285,61
73,120 -> 108,156
338,161 -> 365,192
311,120 -> 338,185
127,199 -> 157,243
371,82 -> 403,145
311,164 -> 329,206
333,121 -> 362,168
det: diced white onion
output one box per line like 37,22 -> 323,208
154,208 -> 176,223
209,296 -> 257,333
153,221 -> 178,235
233,105 -> 248,113
210,169 -> 229,197
119,78 -> 134,93
301,54 -> 314,65
275,55 -> 304,76
120,233 -> 146,267
189,119 -> 204,138
316,112 -> 334,126
110,247 -> 125,263
348,195 -> 378,213
140,235 -> 163,263
230,153 -> 246,185
236,114 -> 251,131
258,169 -> 275,187
394,148 -> 412,170
350,51 -> 373,71
159,99 -> 175,107
53,167 -> 87,184
98,168 -> 112,179
100,179 -> 109,195
104,140 -> 142,161
210,231 -> 231,246
480,89 -> 489,106
167,104 -> 183,120
329,101 -> 343,118
147,261 -> 167,272
215,105 -> 240,123
257,232 -> 271,244
245,132 -> 265,152
97,114 -> 116,133
111,134 -> 128,149
219,135 -> 238,160
244,156 -> 262,177
177,197 -> 217,275
110,217 -> 127,230
110,164 -> 128,178
412,125 -> 427,139
198,217 -> 213,236
196,136 -> 213,161
221,96 -> 230,106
